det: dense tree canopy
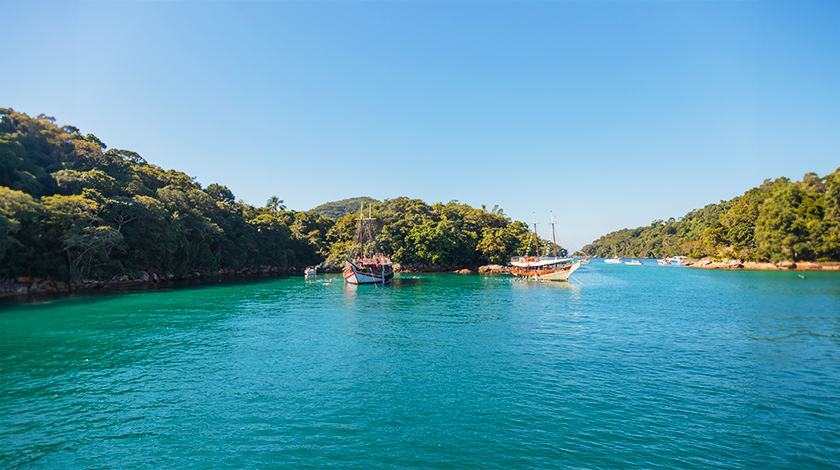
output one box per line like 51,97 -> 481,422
580,171 -> 840,262
0,109 -> 325,280
323,198 -> 543,267
311,197 -> 379,220
0,109 -> 546,281
9,107 -> 826,279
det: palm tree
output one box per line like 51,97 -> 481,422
266,196 -> 285,212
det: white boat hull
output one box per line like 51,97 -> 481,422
513,260 -> 582,282
538,261 -> 581,281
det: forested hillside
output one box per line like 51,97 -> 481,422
0,109 -> 542,283
0,109 -> 332,281
321,198 -> 561,267
311,197 -> 379,219
580,170 -> 840,262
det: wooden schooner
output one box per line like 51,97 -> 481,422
343,202 -> 394,285
510,213 -> 582,282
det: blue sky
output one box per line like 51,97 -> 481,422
2,1 -> 838,247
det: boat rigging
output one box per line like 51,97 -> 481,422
342,202 -> 394,285
510,212 -> 582,282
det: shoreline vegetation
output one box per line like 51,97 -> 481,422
1,109 -> 555,299
578,168 -> 840,265
2,108 -> 837,301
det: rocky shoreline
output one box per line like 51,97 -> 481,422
684,257 -> 840,271
452,265 -> 512,274
7,257 -> 835,300
1,263 -> 515,301
0,266 -> 299,299
317,260 -> 512,275
396,263 -> 511,274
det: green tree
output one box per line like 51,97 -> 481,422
205,183 -> 235,204
407,220 -> 457,264
266,196 -> 285,212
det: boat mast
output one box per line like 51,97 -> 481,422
551,212 -> 558,259
533,213 -> 540,261
367,203 -> 374,259
359,202 -> 365,260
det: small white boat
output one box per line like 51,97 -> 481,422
626,260 -> 643,266
580,258 -> 591,264
604,256 -> 623,264
657,259 -> 671,265
304,266 -> 317,276
665,256 -> 686,266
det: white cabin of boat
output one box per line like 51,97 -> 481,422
510,256 -> 581,281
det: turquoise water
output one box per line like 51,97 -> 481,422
1,262 -> 839,469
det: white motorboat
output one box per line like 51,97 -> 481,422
304,266 -> 317,276
657,259 -> 671,265
626,260 -> 643,266
604,247 -> 623,264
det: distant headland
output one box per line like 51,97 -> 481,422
578,169 -> 840,268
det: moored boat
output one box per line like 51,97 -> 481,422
343,202 -> 394,285
511,256 -> 582,281
304,266 -> 317,276
344,256 -> 393,284
510,213 -> 581,282
626,260 -> 643,266
657,259 -> 671,265
604,247 -> 623,263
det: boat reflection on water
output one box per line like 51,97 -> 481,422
342,274 -> 423,294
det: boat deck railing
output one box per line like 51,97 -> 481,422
511,256 -> 572,263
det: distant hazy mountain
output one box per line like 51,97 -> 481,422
310,197 -> 380,219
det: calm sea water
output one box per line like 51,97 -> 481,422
1,262 -> 839,469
